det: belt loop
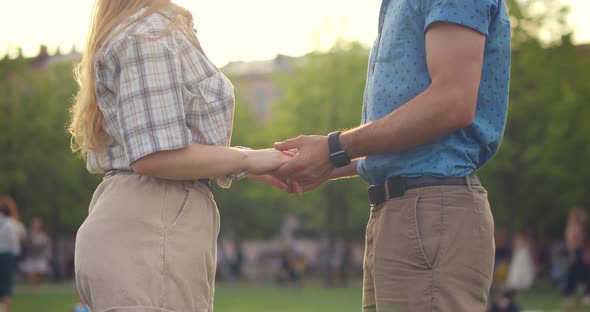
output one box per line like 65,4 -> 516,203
465,174 -> 474,193
384,180 -> 391,201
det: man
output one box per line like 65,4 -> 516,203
274,0 -> 511,311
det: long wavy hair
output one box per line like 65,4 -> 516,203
68,0 -> 191,156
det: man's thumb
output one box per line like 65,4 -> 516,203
274,137 -> 301,151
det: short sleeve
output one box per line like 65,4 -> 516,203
113,35 -> 192,164
423,0 -> 497,35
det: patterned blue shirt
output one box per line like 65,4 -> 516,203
357,0 -> 511,185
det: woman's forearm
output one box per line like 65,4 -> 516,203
131,144 -> 248,180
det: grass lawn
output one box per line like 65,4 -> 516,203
10,285 -> 590,312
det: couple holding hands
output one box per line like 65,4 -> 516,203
69,0 -> 511,311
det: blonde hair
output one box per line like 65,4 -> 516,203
68,0 -> 192,156
568,206 -> 587,225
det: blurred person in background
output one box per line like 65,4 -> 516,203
505,232 -> 535,292
23,216 -> 51,288
330,239 -> 346,286
562,207 -> 590,310
490,289 -> 521,312
549,240 -> 569,286
67,1 -> 290,311
216,241 -> 232,282
490,232 -> 534,312
230,239 -> 245,279
0,202 -> 20,312
292,245 -> 308,282
277,246 -> 301,285
493,229 -> 512,294
0,197 -> 26,279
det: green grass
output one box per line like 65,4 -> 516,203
10,285 -> 590,312
11,285 -> 361,312
13,292 -> 76,311
516,289 -> 590,312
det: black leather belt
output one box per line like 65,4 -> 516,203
368,173 -> 480,206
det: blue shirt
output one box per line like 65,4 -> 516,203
357,0 -> 511,185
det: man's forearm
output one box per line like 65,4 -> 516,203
339,84 -> 474,159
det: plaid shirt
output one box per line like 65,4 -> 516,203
87,5 -> 236,186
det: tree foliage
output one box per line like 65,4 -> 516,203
269,41 -> 371,240
0,59 -> 101,234
480,0 -> 590,235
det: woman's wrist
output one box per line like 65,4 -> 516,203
229,146 -> 251,179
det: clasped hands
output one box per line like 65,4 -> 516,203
245,135 -> 334,194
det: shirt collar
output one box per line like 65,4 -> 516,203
159,2 -> 193,24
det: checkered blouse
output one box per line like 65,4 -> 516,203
86,5 -> 236,186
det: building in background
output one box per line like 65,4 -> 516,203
223,54 -> 297,120
29,45 -> 81,69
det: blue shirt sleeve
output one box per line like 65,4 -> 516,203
423,0 -> 498,35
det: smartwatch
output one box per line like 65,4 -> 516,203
328,131 -> 351,168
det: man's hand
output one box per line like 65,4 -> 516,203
286,176 -> 331,194
274,135 -> 334,187
248,174 -> 290,191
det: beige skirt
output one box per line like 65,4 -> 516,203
75,172 -> 219,312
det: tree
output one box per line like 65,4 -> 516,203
210,97 -> 290,239
0,59 -> 101,243
271,41 -> 371,284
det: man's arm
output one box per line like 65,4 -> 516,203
340,22 -> 486,158
275,22 -> 486,187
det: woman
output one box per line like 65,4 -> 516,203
68,1 -> 290,311
23,217 -> 51,288
505,232 -> 535,291
563,207 -> 590,309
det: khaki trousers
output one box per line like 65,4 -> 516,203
362,183 -> 495,312
75,173 -> 219,312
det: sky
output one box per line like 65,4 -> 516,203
0,0 -> 589,67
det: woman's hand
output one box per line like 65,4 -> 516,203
245,149 -> 296,190
244,148 -> 292,176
